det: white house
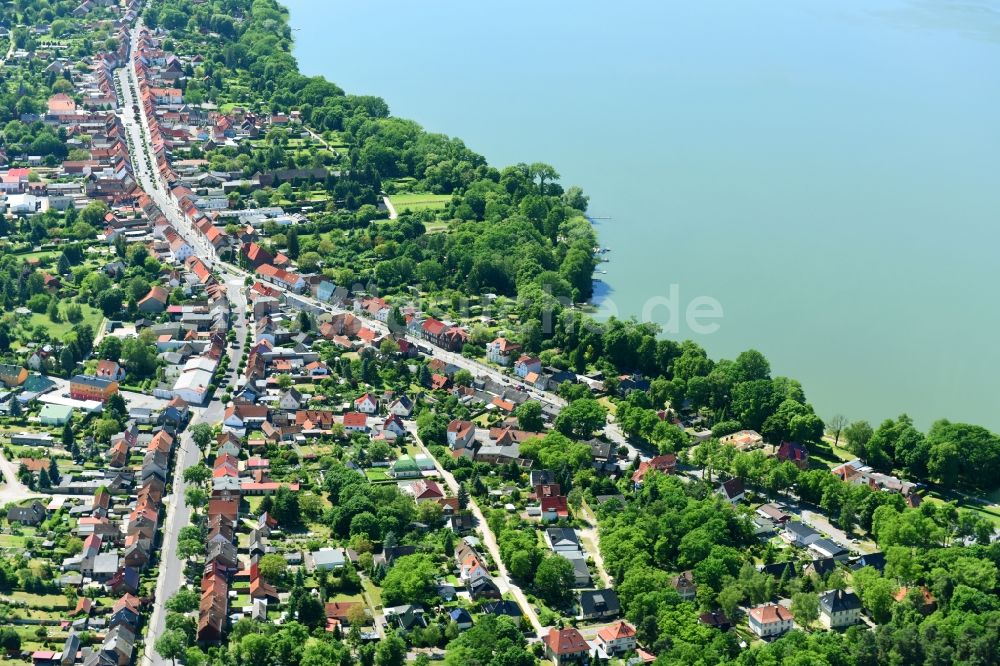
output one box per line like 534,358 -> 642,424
354,392 -> 379,414
278,387 -> 303,410
513,354 -> 542,378
596,621 -> 637,655
717,478 -> 745,504
486,337 -> 521,366
748,604 -> 794,638
311,547 -> 347,571
819,589 -> 862,629
447,420 -> 475,450
782,521 -> 821,547
388,396 -> 413,417
382,414 -> 406,438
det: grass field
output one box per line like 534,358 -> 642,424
364,468 -> 390,482
19,303 -> 102,338
389,193 -> 451,213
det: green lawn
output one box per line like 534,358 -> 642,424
362,577 -> 382,608
365,468 -> 390,482
389,193 -> 452,213
20,304 -> 103,338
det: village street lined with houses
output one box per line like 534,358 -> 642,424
0,2 -> 997,666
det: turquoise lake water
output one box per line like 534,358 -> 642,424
286,0 -> 1000,430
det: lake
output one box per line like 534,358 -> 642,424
286,0 -> 1000,430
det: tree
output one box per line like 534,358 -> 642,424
375,632 -> 407,666
791,591 -> 819,628
0,627 -> 22,653
121,338 -> 158,379
271,486 -> 302,527
844,420 -> 874,458
94,418 -> 121,442
154,629 -> 186,666
46,298 -> 61,323
177,538 -> 202,560
184,487 -> 207,510
818,413 -> 845,447
258,553 -> 287,582
515,401 -> 543,432
453,369 -> 474,386
554,398 -> 606,439
99,288 -> 124,316
97,335 -> 123,362
298,251 -> 322,273
190,424 -> 214,449
534,555 -> 575,606
48,458 -> 61,486
182,465 -> 210,484
38,468 -> 51,489
165,589 -> 200,613
80,201 -> 109,227
381,554 -> 439,607
62,421 -> 74,448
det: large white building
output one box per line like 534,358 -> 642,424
819,589 -> 862,629
748,604 -> 794,638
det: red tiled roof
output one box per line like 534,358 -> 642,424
544,628 -> 588,655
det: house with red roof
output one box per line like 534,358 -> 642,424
748,604 -> 794,637
354,392 -> 379,414
540,495 -> 570,522
447,420 -> 475,450
543,627 -> 589,666
138,285 -> 169,313
776,441 -> 809,469
405,479 -> 445,503
1,168 -> 31,193
631,454 -> 677,488
96,360 -> 126,382
255,263 -> 305,292
47,93 -> 77,115
342,412 -> 368,432
597,621 -> 637,655
487,337 -> 521,365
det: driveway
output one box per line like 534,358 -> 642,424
0,447 -> 40,506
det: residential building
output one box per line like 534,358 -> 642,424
777,440 -> 809,469
717,477 -> 746,503
543,627 -> 589,666
0,363 -> 28,387
748,604 -> 794,638
7,501 -> 46,525
597,621 -> 637,655
631,454 -> 677,488
579,589 -> 621,620
70,374 -> 119,402
819,589 -> 862,629
486,337 -> 521,365
671,570 -> 697,601
782,521 -> 821,547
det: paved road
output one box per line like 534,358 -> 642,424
212,261 -> 662,467
382,195 -> 398,220
0,447 -> 39,505
406,423 -> 543,635
117,20 -> 217,263
141,401 -> 220,666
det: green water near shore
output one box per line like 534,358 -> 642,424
286,0 -> 1000,430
